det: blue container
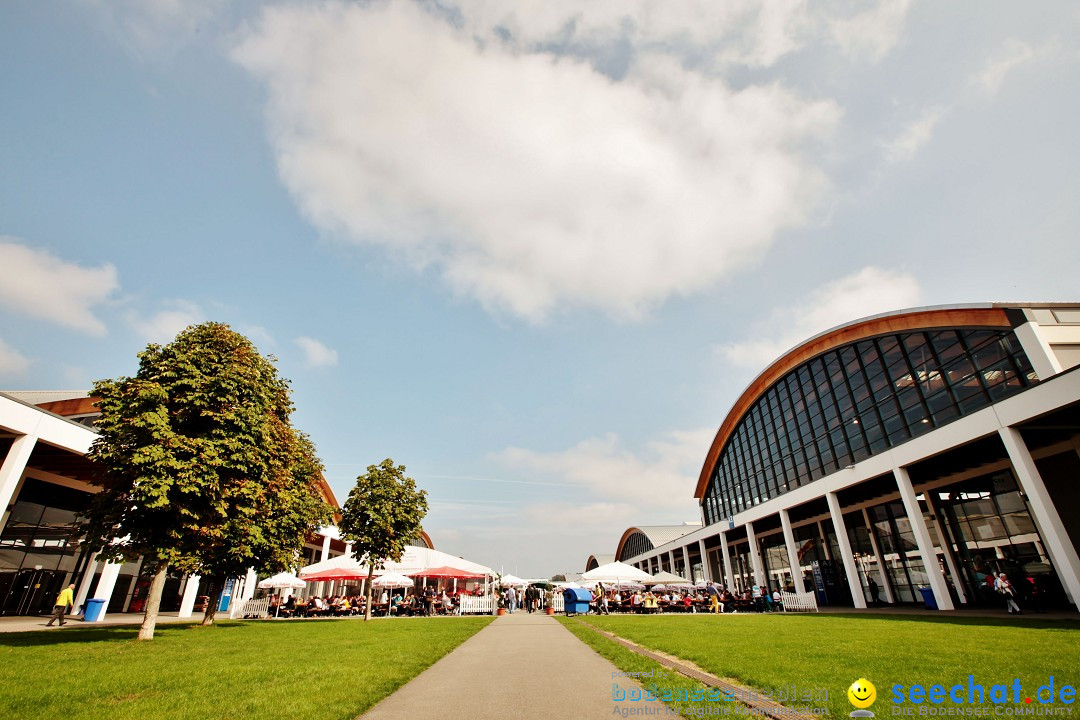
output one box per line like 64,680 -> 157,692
83,598 -> 107,622
563,587 -> 592,616
918,587 -> 937,610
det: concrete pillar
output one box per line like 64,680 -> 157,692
178,575 -> 201,618
241,568 -> 257,602
345,541 -> 353,557
719,531 -> 736,590
92,561 -> 123,621
1013,322 -> 1063,380
121,556 -> 145,612
893,467 -> 954,610
780,509 -> 802,593
681,545 -> 693,581
0,434 -> 36,535
74,554 -> 99,614
922,494 -> 967,605
816,520 -> 833,561
697,539 -> 712,583
318,534 -> 331,596
667,550 -> 677,576
999,427 -> 1080,605
861,508 -> 896,604
745,521 -> 765,586
825,491 -> 867,609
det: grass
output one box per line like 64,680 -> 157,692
0,616 -> 493,720
576,613 -> 1080,718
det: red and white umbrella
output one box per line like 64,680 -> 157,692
409,566 -> 487,579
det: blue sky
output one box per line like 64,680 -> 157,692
1,1 -> 1078,577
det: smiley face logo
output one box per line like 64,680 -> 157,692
848,679 -> 876,709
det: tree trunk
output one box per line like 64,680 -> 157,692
137,562 -> 169,641
364,565 -> 375,621
201,578 -> 222,626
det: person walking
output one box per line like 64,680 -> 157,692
46,583 -> 76,627
996,573 -> 1021,614
868,576 -> 880,605
706,582 -> 720,613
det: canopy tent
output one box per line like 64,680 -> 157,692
298,555 -> 368,581
377,546 -> 493,577
498,574 -> 529,587
257,572 -> 307,590
582,561 -> 653,584
647,571 -> 694,586
410,566 -> 487,579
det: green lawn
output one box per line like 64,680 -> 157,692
577,613 -> 1080,718
0,617 -> 492,720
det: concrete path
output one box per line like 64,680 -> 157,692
359,611 -> 676,719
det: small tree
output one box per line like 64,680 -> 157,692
84,322 -> 330,639
338,459 -> 428,621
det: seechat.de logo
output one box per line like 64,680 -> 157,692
849,678 -> 878,718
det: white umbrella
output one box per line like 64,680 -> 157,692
647,571 -> 694,586
499,574 -> 529,587
582,561 -> 653,583
372,572 -> 415,589
258,572 -> 307,617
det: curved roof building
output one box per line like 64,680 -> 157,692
616,304 -> 1080,612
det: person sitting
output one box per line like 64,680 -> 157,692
643,591 -> 659,614
335,596 -> 352,616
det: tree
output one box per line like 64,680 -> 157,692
338,459 -> 428,621
83,322 -> 331,639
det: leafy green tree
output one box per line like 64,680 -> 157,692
83,322 -> 331,639
338,459 -> 428,621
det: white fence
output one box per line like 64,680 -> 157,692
458,595 -> 495,615
550,593 -> 564,613
779,590 -> 818,613
231,597 -> 270,619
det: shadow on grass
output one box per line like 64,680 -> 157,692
813,612 -> 1080,630
0,620 -> 266,648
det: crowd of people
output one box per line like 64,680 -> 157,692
585,582 -> 784,614
268,586 -> 487,618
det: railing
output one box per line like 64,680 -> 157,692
231,597 -> 271,619
458,595 -> 495,615
779,590 -> 818,613
550,594 -> 564,613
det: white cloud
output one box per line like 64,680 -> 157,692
235,1 -> 840,321
491,428 -> 713,509
717,266 -> 922,368
0,237 -> 118,336
976,39 -> 1041,95
828,0 -> 912,64
128,300 -> 204,344
0,337 -> 32,377
295,336 -> 339,368
884,107 -> 945,163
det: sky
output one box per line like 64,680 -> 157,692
1,1 -> 1078,579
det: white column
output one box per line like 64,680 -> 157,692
825,491 -> 867,609
720,530 -> 736,590
0,434 -> 36,535
74,554 -> 99,613
178,575 -> 201,617
922,495 -> 967,605
681,545 -> 693,581
241,568 -> 257,602
780,509 -> 802,593
92,561 -> 123,621
861,508 -> 896,604
816,521 -> 833,561
697,539 -> 713,583
667,550 -> 676,575
1013,322 -> 1063,380
318,534 -> 331,596
745,521 -> 765,585
345,541 -> 353,557
999,427 -> 1080,605
893,467 -> 954,610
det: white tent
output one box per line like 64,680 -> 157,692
499,574 -> 529,587
582,561 -> 653,584
647,571 -> 694,586
376,546 -> 493,577
298,554 -> 368,580
257,572 -> 307,590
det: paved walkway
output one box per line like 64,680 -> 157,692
0,611 -> 200,633
359,610 -> 676,719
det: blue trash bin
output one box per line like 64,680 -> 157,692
563,588 -> 592,616
918,587 -> 937,610
83,598 -> 107,622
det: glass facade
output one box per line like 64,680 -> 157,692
0,478 -> 91,615
703,328 -> 1038,525
618,532 -> 654,561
